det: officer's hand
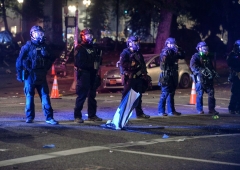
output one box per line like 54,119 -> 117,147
131,61 -> 136,66
167,49 -> 174,56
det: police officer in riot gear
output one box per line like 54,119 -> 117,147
16,25 -> 58,124
190,41 -> 219,115
226,40 -> 240,114
120,35 -> 150,119
74,28 -> 102,123
158,37 -> 185,116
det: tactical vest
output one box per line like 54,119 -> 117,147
25,41 -> 47,70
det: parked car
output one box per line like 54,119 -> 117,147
54,51 -> 68,77
102,54 -> 192,90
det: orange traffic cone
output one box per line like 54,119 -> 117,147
50,75 -> 61,99
51,64 -> 55,75
189,82 -> 196,105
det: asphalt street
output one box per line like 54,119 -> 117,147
0,63 -> 240,170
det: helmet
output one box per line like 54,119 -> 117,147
126,36 -> 140,51
165,37 -> 176,47
196,41 -> 207,51
196,41 -> 208,55
30,25 -> 45,44
233,40 -> 240,54
80,28 -> 94,44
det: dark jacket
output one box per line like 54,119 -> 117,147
226,51 -> 240,82
16,41 -> 54,83
120,48 -> 147,77
190,53 -> 216,85
226,51 -> 240,72
74,43 -> 101,73
190,53 -> 215,75
160,46 -> 184,71
74,43 -> 102,89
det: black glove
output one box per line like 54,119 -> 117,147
167,49 -> 175,56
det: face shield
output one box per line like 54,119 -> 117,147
129,40 -> 140,51
84,33 -> 93,43
199,46 -> 209,55
32,31 -> 45,43
167,42 -> 176,49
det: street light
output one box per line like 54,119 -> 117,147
83,0 -> 91,7
68,5 -> 76,14
83,0 -> 91,27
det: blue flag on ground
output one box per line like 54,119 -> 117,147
106,88 -> 140,130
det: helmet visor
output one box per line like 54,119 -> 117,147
84,34 -> 93,42
200,46 -> 209,53
129,41 -> 140,51
167,43 -> 176,49
32,31 -> 44,40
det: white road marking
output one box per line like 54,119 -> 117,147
114,149 -> 240,166
0,146 -> 108,167
0,134 -> 240,167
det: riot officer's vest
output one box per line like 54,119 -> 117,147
25,41 -> 47,70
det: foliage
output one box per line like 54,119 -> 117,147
0,0 -> 44,22
22,0 -> 45,23
180,0 -> 240,53
0,0 -> 19,16
87,0 -> 110,40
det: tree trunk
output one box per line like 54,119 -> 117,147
154,9 -> 173,54
1,0 -> 10,32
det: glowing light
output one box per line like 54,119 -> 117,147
68,5 -> 76,12
83,0 -> 91,7
17,0 -> 24,3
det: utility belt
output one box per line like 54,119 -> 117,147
76,67 -> 98,79
125,70 -> 142,79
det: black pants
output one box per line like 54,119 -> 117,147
195,82 -> 215,112
24,80 -> 53,120
122,77 -> 144,116
74,72 -> 97,118
158,84 -> 177,114
229,77 -> 240,111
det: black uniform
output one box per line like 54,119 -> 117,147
74,43 -> 102,120
226,51 -> 240,114
16,40 -> 56,122
158,46 -> 184,115
120,48 -> 149,118
190,53 -> 218,114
